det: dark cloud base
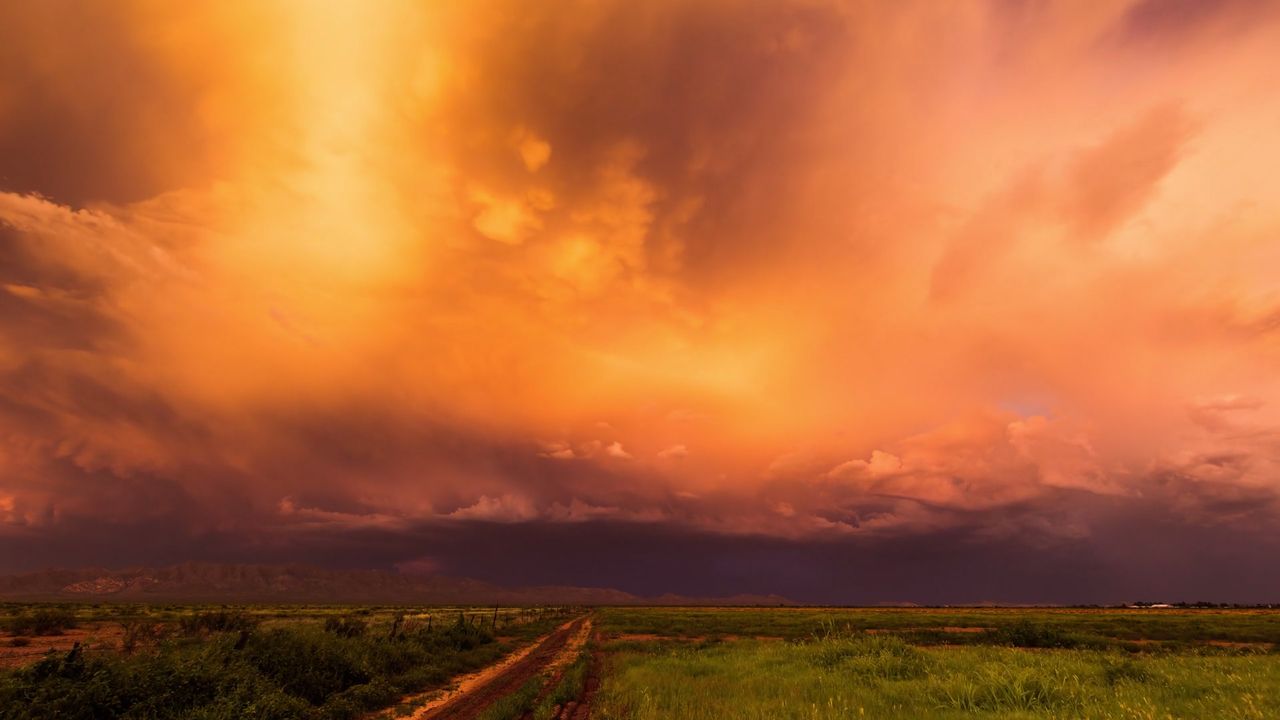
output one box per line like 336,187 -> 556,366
5,511 -> 1278,605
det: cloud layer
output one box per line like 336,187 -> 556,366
2,0 -> 1280,600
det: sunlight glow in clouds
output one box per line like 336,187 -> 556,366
1,0 -> 1280,587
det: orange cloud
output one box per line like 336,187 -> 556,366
2,0 -> 1280,578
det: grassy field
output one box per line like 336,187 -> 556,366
4,604 -> 1279,718
0,603 -> 576,720
592,608 -> 1280,720
598,606 -> 1280,646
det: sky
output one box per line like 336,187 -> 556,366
2,0 -> 1280,604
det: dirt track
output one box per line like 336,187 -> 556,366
538,626 -> 603,720
390,615 -> 593,720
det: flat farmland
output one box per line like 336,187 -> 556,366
4,604 -> 1280,719
592,607 -> 1280,719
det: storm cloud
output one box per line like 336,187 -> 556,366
2,0 -> 1280,601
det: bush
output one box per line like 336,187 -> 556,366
120,619 -> 166,654
243,628 -> 373,705
323,615 -> 368,639
0,641 -> 309,720
0,606 -> 546,720
333,678 -> 399,711
809,636 -> 931,680
986,620 -> 1090,649
178,610 -> 257,636
6,608 -> 77,636
439,613 -> 493,651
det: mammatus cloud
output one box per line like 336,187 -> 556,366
2,0 -> 1280,599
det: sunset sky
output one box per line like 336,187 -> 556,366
2,0 -> 1280,603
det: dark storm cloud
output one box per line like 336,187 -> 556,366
437,0 -> 864,282
1117,0 -> 1274,46
2,0 -> 1280,603
7,492 -> 1280,604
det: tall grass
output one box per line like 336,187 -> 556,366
592,635 -> 1280,719
598,606 -> 1280,646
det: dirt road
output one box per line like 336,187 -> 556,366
384,615 -> 593,720
539,626 -> 604,720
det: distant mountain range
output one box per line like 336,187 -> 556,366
0,563 -> 792,606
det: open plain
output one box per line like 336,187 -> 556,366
3,603 -> 1279,719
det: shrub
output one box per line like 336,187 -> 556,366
178,610 -> 257,636
0,641 -> 309,720
333,678 -> 399,710
120,619 -> 166,654
810,636 -> 931,680
243,628 -> 373,705
0,605 -> 540,720
438,613 -> 493,651
6,608 -> 77,636
986,620 -> 1087,649
324,615 -> 368,639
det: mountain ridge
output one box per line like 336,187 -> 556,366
0,562 -> 793,606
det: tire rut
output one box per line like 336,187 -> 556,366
544,628 -> 604,720
419,617 -> 588,720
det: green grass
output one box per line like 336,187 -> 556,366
476,676 -> 544,720
592,635 -> 1280,719
5,605 -> 1277,718
597,606 -> 1280,647
532,644 -> 591,720
591,608 -> 1280,719
474,637 -> 594,720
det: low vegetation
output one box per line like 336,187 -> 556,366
3,609 -> 77,638
593,633 -> 1280,719
4,604 -> 1278,719
592,608 -> 1280,719
178,609 -> 258,636
0,605 -> 574,720
476,676 -> 543,720
599,606 -> 1280,647
533,645 -> 591,720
